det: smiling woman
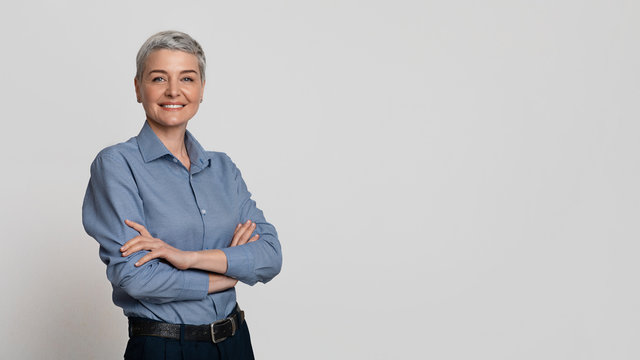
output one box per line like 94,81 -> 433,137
82,31 -> 281,360
135,49 -> 204,136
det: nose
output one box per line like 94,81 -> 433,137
165,78 -> 180,97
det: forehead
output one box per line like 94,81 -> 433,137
144,49 -> 199,73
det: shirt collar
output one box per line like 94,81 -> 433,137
185,128 -> 211,173
136,121 -> 211,172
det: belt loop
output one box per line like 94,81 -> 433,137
180,323 -> 186,345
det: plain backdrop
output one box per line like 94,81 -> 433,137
1,1 -> 639,359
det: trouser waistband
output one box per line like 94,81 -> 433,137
128,304 -> 245,344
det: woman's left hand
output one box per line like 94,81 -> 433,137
121,219 -> 194,270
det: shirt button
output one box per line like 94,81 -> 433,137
190,175 -> 193,181
201,209 -> 207,215
173,158 -> 178,163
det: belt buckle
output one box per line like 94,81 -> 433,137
210,316 -> 237,344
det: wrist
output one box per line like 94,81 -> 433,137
186,250 -> 199,269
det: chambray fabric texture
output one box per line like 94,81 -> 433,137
82,121 -> 282,325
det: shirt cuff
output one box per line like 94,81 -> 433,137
222,245 -> 255,282
180,269 -> 210,300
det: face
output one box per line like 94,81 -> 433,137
135,49 -> 205,131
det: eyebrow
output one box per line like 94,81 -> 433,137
147,69 -> 199,75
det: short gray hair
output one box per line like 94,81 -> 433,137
136,30 -> 206,81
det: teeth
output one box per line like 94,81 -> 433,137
162,104 -> 184,108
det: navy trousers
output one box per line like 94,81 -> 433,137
124,318 -> 255,360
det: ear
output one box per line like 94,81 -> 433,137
200,79 -> 206,101
134,77 -> 142,103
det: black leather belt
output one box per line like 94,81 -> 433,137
128,305 -> 245,343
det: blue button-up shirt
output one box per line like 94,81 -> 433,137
82,121 -> 282,325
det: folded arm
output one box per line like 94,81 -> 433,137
219,155 -> 283,285
119,155 -> 284,286
82,152 -> 211,304
121,219 -> 260,292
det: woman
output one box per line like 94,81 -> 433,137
82,31 -> 282,360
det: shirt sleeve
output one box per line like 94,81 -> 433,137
221,156 -> 283,285
82,152 -> 209,304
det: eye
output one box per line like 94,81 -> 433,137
152,77 -> 166,82
182,77 -> 194,82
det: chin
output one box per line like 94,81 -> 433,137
148,117 -> 190,128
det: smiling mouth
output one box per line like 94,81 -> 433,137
161,104 -> 185,109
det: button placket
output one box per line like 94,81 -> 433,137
188,166 -> 209,250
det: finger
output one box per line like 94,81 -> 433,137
231,221 -> 252,247
134,251 -> 161,267
236,223 -> 257,246
122,242 -> 151,257
233,223 -> 241,234
121,237 -> 155,256
121,235 -> 144,252
233,220 -> 255,245
127,220 -> 152,237
125,219 -> 152,237
248,234 -> 259,243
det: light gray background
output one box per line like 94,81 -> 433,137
1,1 -> 638,359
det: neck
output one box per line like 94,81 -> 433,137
146,120 -> 189,159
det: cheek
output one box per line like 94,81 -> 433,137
186,86 -> 201,97
192,85 -> 204,98
144,87 -> 160,100
141,103 -> 155,117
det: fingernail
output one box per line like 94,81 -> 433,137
135,262 -> 139,266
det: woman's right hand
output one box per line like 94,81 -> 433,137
121,220 -> 198,270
